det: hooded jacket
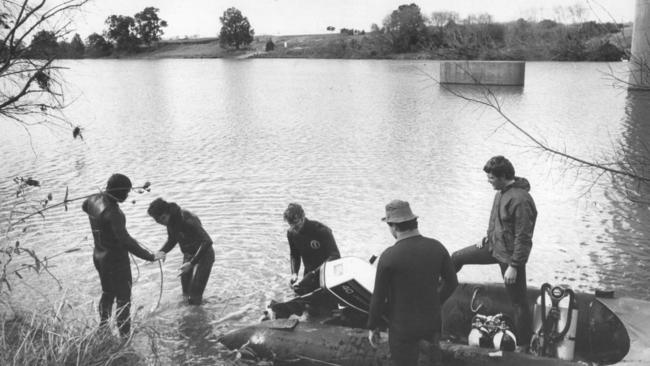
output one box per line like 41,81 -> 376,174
486,177 -> 537,267
82,193 -> 154,268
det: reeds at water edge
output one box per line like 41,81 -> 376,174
0,294 -> 161,366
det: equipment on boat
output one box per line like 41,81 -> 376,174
468,315 -> 490,347
319,256 -> 375,313
493,328 -> 517,352
219,318 -> 583,366
530,283 -> 579,360
468,313 -> 517,351
240,257 -> 641,365
469,314 -> 517,351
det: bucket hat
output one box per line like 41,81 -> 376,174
382,199 -> 418,223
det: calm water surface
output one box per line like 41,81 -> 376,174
1,59 -> 649,364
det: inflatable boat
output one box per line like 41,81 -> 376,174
218,257 -> 650,365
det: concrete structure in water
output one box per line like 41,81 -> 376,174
440,60 -> 525,86
629,0 -> 650,90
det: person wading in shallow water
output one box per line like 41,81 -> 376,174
82,173 -> 164,337
148,198 -> 215,305
368,199 -> 458,366
451,155 -> 537,352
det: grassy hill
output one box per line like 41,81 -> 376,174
133,26 -> 632,61
137,33 -> 378,59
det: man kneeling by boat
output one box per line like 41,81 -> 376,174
265,203 -> 342,320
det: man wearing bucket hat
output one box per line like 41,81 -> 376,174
368,200 -> 458,366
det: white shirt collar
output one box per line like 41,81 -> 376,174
395,229 -> 421,243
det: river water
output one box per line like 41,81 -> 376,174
1,59 -> 649,364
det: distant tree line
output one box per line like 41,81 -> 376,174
23,2 -> 628,61
260,3 -> 627,61
25,5 -> 260,58
24,6 -> 167,59
371,3 -> 627,61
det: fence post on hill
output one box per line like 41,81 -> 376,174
629,0 -> 650,90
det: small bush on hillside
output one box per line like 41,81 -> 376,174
587,41 -> 625,61
265,39 -> 275,52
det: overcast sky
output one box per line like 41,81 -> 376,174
71,0 -> 635,39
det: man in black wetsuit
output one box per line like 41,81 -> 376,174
82,173 -> 163,337
283,203 -> 340,315
148,198 -> 215,305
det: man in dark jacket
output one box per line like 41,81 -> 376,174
451,155 -> 537,350
368,200 -> 458,366
82,173 -> 163,336
283,203 -> 340,315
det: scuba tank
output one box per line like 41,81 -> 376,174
530,283 -> 579,360
468,313 -> 516,351
493,328 -> 517,352
490,313 -> 517,351
468,314 -> 491,347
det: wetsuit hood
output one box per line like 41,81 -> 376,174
106,173 -> 131,202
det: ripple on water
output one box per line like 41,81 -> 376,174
1,60 -> 649,365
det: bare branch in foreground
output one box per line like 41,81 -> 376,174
418,64 -> 650,189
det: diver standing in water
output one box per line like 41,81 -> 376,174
82,173 -> 164,337
451,155 -> 537,351
148,198 -> 215,305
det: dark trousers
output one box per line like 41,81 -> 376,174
94,259 -> 132,337
451,243 -> 533,346
389,332 -> 442,366
181,247 -> 214,305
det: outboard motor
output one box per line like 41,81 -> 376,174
530,283 -> 579,360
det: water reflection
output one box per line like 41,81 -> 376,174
593,91 -> 650,297
3,60 -> 650,366
155,304 -> 223,365
439,84 -> 525,98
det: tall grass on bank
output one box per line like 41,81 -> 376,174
0,298 -> 159,366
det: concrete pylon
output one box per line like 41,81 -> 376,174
629,0 -> 650,90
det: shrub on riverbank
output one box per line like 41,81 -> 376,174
64,16 -> 630,61
0,302 -> 156,366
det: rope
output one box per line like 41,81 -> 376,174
152,259 -> 163,312
130,253 -> 141,284
470,287 -> 483,313
139,240 -> 164,312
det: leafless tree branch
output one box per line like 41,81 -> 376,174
418,64 -> 650,191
